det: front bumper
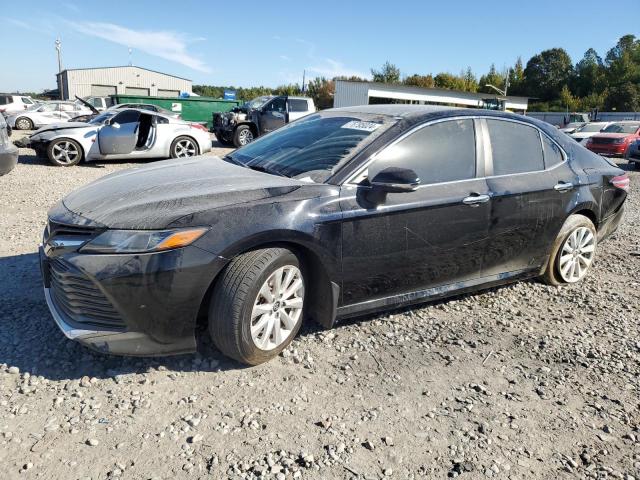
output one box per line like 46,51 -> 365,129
40,243 -> 227,356
0,144 -> 18,175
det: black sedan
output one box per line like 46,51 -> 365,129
40,106 -> 628,364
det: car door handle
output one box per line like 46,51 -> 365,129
554,181 -> 574,192
462,194 -> 490,206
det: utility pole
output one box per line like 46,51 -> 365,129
302,69 -> 306,93
55,38 -> 63,99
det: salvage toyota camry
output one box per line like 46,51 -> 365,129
40,106 -> 628,365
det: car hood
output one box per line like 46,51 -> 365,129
34,122 -> 94,135
590,132 -> 630,139
54,156 -> 321,229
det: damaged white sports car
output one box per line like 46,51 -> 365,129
20,109 -> 212,166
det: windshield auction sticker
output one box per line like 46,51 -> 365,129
341,121 -> 381,132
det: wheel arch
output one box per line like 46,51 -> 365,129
197,232 -> 339,332
236,121 -> 259,137
568,203 -> 599,229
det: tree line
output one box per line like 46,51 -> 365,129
193,34 -> 640,112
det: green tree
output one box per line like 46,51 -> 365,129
403,74 -> 435,88
507,57 -> 525,95
462,67 -> 478,92
433,72 -> 466,91
307,77 -> 334,109
478,64 -> 506,94
573,48 -> 606,97
371,61 -> 401,84
523,48 -> 573,101
559,85 -> 580,111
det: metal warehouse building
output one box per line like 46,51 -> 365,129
334,79 -> 529,113
56,66 -> 192,100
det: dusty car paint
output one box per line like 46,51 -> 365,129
41,106 -> 627,356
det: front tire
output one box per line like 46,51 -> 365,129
46,138 -> 83,166
542,215 -> 597,286
15,117 -> 33,130
208,248 -> 305,365
233,125 -> 254,147
170,136 -> 199,158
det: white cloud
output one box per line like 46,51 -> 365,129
70,22 -> 211,73
307,58 -> 368,80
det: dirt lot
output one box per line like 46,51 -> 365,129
0,130 -> 639,480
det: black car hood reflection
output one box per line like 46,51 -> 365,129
59,156 -> 311,229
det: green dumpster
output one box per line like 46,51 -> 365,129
110,94 -> 241,129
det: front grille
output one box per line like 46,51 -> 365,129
49,258 -> 125,329
45,219 -> 98,244
591,137 -> 616,145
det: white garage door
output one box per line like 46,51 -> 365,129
158,89 -> 180,97
125,87 -> 150,96
91,85 -> 117,96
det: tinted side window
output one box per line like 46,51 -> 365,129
289,99 -> 308,112
487,120 -> 544,175
22,97 -> 34,105
266,97 -> 286,113
541,134 -> 564,168
0,96 -> 9,105
112,110 -> 141,124
370,119 -> 476,185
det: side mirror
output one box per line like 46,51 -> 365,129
370,167 -> 420,193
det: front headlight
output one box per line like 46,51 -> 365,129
613,138 -> 625,144
80,227 -> 208,254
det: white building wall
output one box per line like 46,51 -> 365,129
62,67 -> 192,99
334,80 -> 529,112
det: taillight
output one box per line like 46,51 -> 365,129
611,174 -> 630,192
190,123 -> 208,132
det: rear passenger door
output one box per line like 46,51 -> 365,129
481,118 -> 579,276
287,99 -> 311,121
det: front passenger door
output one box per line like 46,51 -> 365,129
259,97 -> 287,134
340,118 -> 492,306
98,110 -> 141,155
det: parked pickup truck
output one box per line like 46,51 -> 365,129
213,95 -> 315,147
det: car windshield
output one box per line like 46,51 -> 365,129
228,112 -> 397,182
89,111 -> 117,125
245,96 -> 273,109
603,123 -> 640,134
577,123 -> 606,133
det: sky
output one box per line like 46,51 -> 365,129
1,0 -> 638,93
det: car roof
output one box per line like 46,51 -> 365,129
330,104 -> 460,118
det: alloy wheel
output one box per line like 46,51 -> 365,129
250,265 -> 304,351
17,118 -> 31,130
174,139 -> 197,157
52,141 -> 80,165
238,129 -> 254,146
558,226 -> 596,283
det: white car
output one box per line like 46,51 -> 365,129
6,101 -> 94,130
569,122 -> 613,144
0,94 -> 38,115
22,108 -> 212,166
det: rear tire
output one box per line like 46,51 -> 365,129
170,136 -> 199,158
542,214 -> 597,286
15,117 -> 33,130
208,248 -> 305,365
46,138 -> 83,166
233,125 -> 254,148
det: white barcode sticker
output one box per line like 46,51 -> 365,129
341,121 -> 381,132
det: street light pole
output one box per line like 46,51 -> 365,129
55,38 -> 63,99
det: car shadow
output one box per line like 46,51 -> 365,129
0,252 -> 248,381
0,250 -> 524,382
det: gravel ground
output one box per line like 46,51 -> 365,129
0,130 -> 639,480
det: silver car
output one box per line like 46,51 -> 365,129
6,101 -> 93,130
0,114 -> 18,175
21,109 -> 212,166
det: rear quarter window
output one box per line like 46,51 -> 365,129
289,99 -> 309,112
487,120 -> 544,175
541,134 -> 564,168
0,96 -> 9,105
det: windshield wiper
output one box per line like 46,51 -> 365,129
246,164 -> 288,177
